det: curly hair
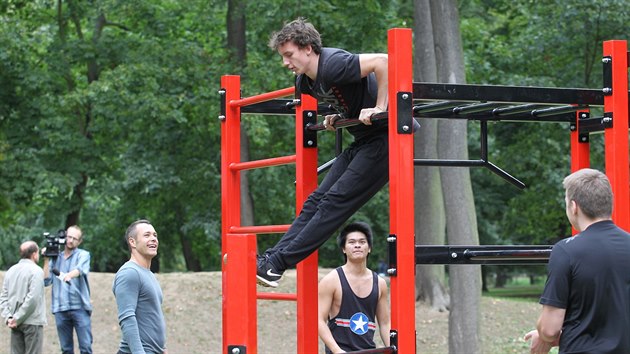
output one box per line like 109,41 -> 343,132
268,17 -> 322,54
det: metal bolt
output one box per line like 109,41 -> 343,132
602,87 -> 612,94
219,115 -> 226,121
580,113 -> 588,118
602,117 -> 612,124
451,252 -> 458,259
387,268 -> 396,275
307,140 -> 314,146
218,89 -> 226,95
402,125 -> 409,132
307,112 -> 313,117
569,124 -> 576,131
581,136 -> 588,142
231,348 -> 240,354
387,236 -> 396,242
602,57 -> 611,63
390,332 -> 397,338
402,93 -> 409,100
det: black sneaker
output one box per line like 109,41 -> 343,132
256,254 -> 283,288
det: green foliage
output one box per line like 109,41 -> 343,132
1,0 -> 627,272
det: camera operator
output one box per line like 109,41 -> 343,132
42,225 -> 93,354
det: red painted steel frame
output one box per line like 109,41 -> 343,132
602,40 -> 630,232
221,75 -> 258,352
570,110 -> 591,173
387,28 -> 416,353
221,73 -> 319,353
570,109 -> 591,235
295,94 -> 320,353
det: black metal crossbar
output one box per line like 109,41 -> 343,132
413,83 -> 604,106
415,245 -> 553,265
346,346 -> 397,354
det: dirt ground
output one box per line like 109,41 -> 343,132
0,270 -> 541,353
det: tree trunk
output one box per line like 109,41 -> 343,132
430,0 -> 482,353
226,0 -> 255,227
413,0 -> 450,312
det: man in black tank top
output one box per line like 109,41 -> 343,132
318,222 -> 390,353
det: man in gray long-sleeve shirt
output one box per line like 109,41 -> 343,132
0,241 -> 47,354
113,219 -> 167,354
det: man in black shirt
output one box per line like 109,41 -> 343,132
524,168 -> 630,353
257,18 -> 391,288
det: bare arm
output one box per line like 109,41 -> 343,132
357,53 -> 388,125
375,276 -> 391,346
537,305 -> 564,343
524,305 -> 564,353
318,272 -> 345,353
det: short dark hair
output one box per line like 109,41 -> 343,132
563,168 -> 613,219
124,219 -> 152,251
337,221 -> 374,250
268,17 -> 322,55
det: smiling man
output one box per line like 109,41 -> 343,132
113,220 -> 167,354
317,222 -> 390,353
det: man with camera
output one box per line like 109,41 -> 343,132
42,225 -> 93,354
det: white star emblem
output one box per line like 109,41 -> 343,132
352,315 -> 368,333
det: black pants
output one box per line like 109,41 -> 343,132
268,132 -> 389,270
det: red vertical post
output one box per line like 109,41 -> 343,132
570,109 -> 591,235
570,110 -> 591,172
295,93 -> 320,353
221,75 -> 257,352
225,233 -> 258,352
387,28 -> 416,353
602,40 -> 630,232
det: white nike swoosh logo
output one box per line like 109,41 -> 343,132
267,269 -> 282,277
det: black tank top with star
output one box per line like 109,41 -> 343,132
325,267 -> 378,353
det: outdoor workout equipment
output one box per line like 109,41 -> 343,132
220,29 -> 629,353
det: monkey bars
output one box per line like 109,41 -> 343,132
220,32 -> 629,353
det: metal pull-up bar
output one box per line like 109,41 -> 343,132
415,245 -> 553,265
306,112 -> 526,189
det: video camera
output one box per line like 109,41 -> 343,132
43,229 -> 66,257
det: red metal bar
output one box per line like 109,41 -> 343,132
229,155 -> 296,171
570,110 -> 591,173
229,86 -> 295,108
257,292 -> 298,301
221,75 -> 250,352
229,225 -> 291,234
295,93 -> 320,353
602,40 -> 630,232
570,109 -> 591,235
387,28 -> 416,354
224,234 -> 257,352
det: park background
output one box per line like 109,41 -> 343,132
1,0 -> 628,353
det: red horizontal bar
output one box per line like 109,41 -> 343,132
257,292 -> 297,301
229,225 -> 291,234
230,87 -> 295,108
229,155 -> 296,171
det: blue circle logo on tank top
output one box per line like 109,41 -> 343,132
350,312 -> 369,335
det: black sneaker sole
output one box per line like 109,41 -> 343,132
256,275 -> 279,288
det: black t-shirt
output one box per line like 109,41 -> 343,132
540,220 -> 630,353
297,47 -> 387,141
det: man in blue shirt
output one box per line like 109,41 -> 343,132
43,225 -> 93,354
113,219 -> 167,354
